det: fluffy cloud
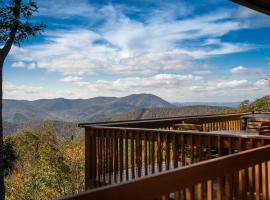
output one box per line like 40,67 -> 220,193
3,82 -> 44,100
230,65 -> 262,74
4,75 -> 270,102
60,76 -> 82,82
10,5 -> 253,77
11,61 -> 36,69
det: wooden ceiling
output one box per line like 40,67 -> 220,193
230,0 -> 270,16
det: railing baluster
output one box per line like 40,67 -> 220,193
105,130 -> 109,184
109,132 -> 112,184
267,161 -> 270,200
207,179 -> 212,200
197,183 -> 203,200
217,177 -> 222,200
138,131 -> 142,177
125,130 -> 129,181
166,132 -> 170,170
131,131 -> 135,179
144,132 -> 148,176
261,162 -> 267,200
151,131 -> 155,174
173,133 -> 178,168
92,128 -> 97,188
85,128 -> 91,189
114,129 -> 118,183
181,133 -> 185,166
186,187 -> 194,200
97,130 -> 101,186
255,163 -> 260,200
157,132 -> 162,172
119,129 -> 124,182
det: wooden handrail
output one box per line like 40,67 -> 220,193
79,112 -> 250,128
59,145 -> 270,200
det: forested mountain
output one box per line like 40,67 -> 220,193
3,93 -> 174,123
3,94 -> 234,135
111,105 -> 228,121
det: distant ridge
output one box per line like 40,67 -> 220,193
111,105 -> 228,121
3,93 -> 174,123
173,102 -> 240,108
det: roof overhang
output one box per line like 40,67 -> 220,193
230,0 -> 270,16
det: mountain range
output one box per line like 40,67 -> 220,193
3,93 -> 233,135
3,93 -> 173,124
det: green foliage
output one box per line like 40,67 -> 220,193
223,95 -> 270,113
250,95 -> 270,112
4,126 -> 84,200
3,137 -> 17,176
0,0 -> 45,46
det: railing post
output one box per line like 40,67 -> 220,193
85,127 -> 96,190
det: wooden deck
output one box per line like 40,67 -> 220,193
60,112 -> 270,199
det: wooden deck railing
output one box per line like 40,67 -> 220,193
59,144 -> 270,200
81,112 -> 270,190
85,112 -> 245,130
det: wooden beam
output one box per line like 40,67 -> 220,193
230,0 -> 270,16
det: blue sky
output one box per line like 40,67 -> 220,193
3,0 -> 270,102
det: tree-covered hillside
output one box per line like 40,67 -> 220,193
223,95 -> 270,113
4,125 -> 84,200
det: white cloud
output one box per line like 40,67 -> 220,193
193,70 -> 212,75
230,65 -> 262,74
10,5 -> 253,76
255,79 -> 269,87
4,74 -> 270,102
216,80 -> 250,89
60,76 -> 82,82
11,61 -> 37,70
230,66 -> 248,74
11,61 -> 26,68
3,82 -> 44,100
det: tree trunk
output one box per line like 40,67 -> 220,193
0,57 -> 4,200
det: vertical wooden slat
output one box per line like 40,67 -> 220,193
119,129 -> 124,182
102,129 -> 106,184
267,161 -> 270,200
125,130 -> 129,181
197,183 -> 203,200
181,133 -> 185,166
217,177 -> 222,200
157,132 -> 162,172
261,162 -> 267,200
114,130 -> 118,184
174,191 -> 180,200
105,130 -> 109,184
138,131 -> 142,177
225,174 -> 233,200
190,134 -> 194,164
238,169 -> 245,200
131,131 -> 135,179
151,132 -> 155,174
91,129 -> 97,188
173,133 -> 178,168
97,134 -> 102,186
108,132 -> 112,184
248,166 -> 254,200
186,187 -> 194,200
166,132 -> 170,170
255,164 -> 260,200
144,132 -> 148,176
85,128 -> 91,189
207,180 -> 213,200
